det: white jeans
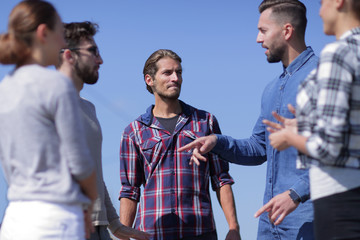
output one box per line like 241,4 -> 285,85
0,201 -> 85,240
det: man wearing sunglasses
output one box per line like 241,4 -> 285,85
57,21 -> 150,240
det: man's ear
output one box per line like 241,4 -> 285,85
62,49 -> 75,64
145,74 -> 154,87
283,23 -> 294,41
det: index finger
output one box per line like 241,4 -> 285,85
178,141 -> 198,152
254,201 -> 272,218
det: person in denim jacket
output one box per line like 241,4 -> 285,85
264,0 -> 360,239
179,1 -> 318,239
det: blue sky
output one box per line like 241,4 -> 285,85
0,1 -> 333,239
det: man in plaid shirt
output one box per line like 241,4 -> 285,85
118,49 -> 240,240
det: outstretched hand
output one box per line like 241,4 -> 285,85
177,134 -> 217,166
263,104 -> 298,151
254,190 -> 299,226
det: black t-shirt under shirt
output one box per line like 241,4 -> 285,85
156,115 -> 180,134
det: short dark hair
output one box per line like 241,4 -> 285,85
63,21 -> 98,49
58,21 -> 98,66
143,49 -> 182,94
259,0 -> 307,39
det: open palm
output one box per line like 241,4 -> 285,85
263,104 -> 298,150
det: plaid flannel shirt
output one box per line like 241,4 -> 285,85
119,100 -> 234,240
297,27 -> 360,169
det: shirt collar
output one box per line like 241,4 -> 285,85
282,46 -> 315,76
138,100 -> 192,126
339,27 -> 360,40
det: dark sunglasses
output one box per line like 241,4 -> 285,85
60,46 -> 100,57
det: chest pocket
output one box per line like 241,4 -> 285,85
180,130 -> 210,175
139,136 -> 163,165
180,130 -> 206,144
179,130 -> 208,164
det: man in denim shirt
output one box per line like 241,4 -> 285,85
179,0 -> 318,239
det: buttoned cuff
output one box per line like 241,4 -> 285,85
290,177 -> 310,202
211,171 -> 234,191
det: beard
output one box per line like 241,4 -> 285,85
266,44 -> 285,63
157,90 -> 181,100
74,61 -> 99,85
153,82 -> 181,100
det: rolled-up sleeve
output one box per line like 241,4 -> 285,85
119,132 -> 143,201
208,114 -> 234,190
209,153 -> 234,190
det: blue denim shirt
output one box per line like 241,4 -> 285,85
213,47 -> 318,240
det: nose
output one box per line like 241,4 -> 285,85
96,54 -> 103,65
256,31 -> 263,43
171,72 -> 179,81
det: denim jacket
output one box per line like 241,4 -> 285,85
213,47 -> 318,239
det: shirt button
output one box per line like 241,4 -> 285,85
171,209 -> 175,214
